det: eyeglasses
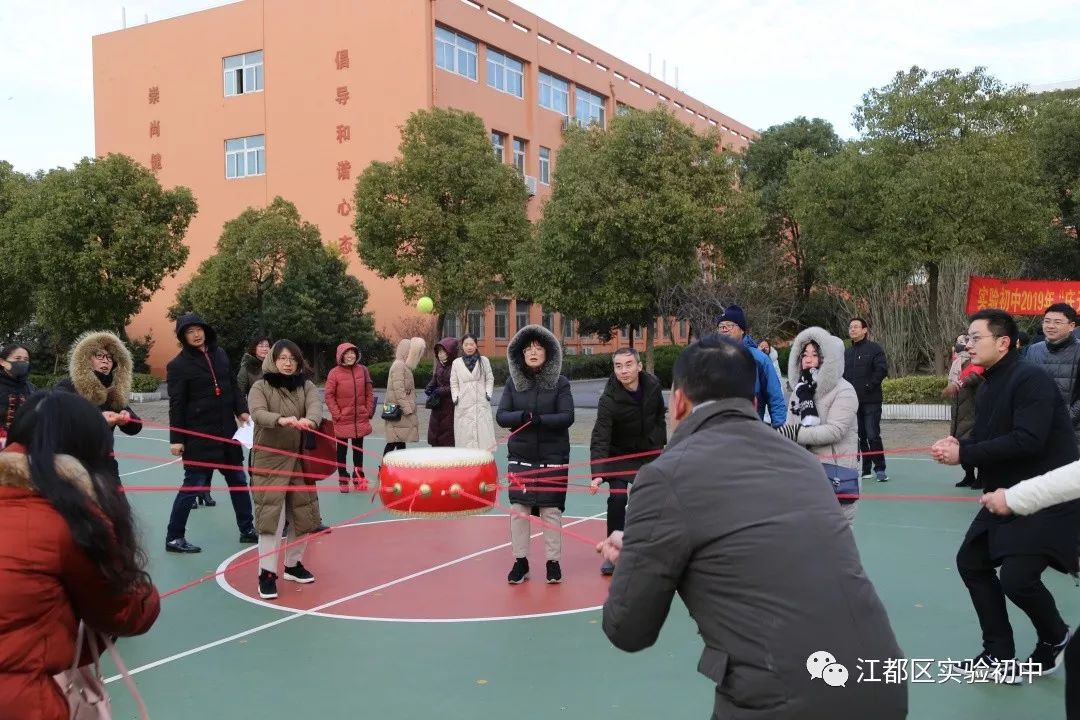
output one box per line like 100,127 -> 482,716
1043,318 -> 1074,327
277,355 -> 297,363
717,322 -> 739,331
93,351 -> 113,361
965,334 -> 999,346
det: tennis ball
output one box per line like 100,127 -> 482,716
416,296 -> 434,314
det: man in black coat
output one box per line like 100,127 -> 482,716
496,324 -> 575,585
844,317 -> 890,482
165,313 -> 257,553
599,337 -> 907,719
933,308 -> 1078,681
589,348 -> 666,575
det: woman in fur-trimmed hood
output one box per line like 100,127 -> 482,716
496,324 -> 575,585
55,330 -> 142,438
382,337 -> 426,452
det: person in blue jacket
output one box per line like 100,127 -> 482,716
712,305 -> 787,427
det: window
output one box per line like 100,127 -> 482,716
491,131 -> 505,162
494,300 -> 509,339
515,301 -> 531,332
539,71 -> 569,115
542,309 -> 554,331
680,319 -> 688,338
583,346 -> 594,355
486,48 -> 524,97
575,86 -> 606,127
225,135 -> 265,178
444,314 -> 460,338
562,315 -> 574,338
435,26 -> 477,80
538,146 -> 550,185
467,309 -> 484,339
223,51 -> 263,96
512,138 -> 526,175
616,102 -> 632,116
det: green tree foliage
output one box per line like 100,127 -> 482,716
787,67 -> 1054,370
172,197 -> 386,373
0,154 -> 195,353
513,107 -> 738,371
353,108 -> 530,329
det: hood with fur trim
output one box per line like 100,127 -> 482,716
787,326 -> 845,397
405,337 -> 426,370
0,451 -> 96,499
67,330 -> 134,410
507,324 -> 562,391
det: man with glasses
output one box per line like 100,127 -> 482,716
932,308 -> 1079,683
1026,303 -> 1080,447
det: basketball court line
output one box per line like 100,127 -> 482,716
214,515 -> 609,622
105,511 -> 607,684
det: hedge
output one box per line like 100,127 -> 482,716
881,375 -> 949,404
26,373 -> 161,394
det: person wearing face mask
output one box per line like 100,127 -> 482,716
425,337 -> 460,447
55,331 -> 143,478
0,345 -> 35,448
497,324 -> 575,585
597,337 -> 906,719
237,335 -> 271,399
777,327 -> 860,526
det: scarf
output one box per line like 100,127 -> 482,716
791,368 -> 820,427
462,354 -> 480,372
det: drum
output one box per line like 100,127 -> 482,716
378,447 -> 498,517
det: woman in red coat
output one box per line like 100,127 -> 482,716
324,342 -> 375,492
0,391 -> 160,720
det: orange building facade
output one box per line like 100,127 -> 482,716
93,0 -> 756,373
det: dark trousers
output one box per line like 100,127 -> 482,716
857,402 -> 886,474
1066,631 -> 1080,719
606,479 -> 629,536
336,437 -> 365,476
956,531 -> 1068,659
167,466 -> 254,540
383,441 -> 405,457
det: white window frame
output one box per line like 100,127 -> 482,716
539,70 -> 569,116
435,26 -> 478,80
575,86 -> 606,128
491,131 -> 506,162
486,47 -> 524,98
225,135 -> 265,179
512,138 -> 526,175
223,51 -> 264,96
538,146 -> 550,185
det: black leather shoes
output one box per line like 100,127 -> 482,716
239,529 -> 258,543
165,538 -> 202,553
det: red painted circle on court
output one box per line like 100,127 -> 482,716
216,515 -> 612,621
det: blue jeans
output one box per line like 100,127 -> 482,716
857,402 -> 885,474
166,466 -> 254,541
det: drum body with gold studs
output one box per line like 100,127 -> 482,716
378,447 -> 498,517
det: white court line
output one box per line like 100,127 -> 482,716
106,511 -> 606,683
119,459 -> 180,477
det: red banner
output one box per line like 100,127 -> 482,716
966,276 -> 1080,316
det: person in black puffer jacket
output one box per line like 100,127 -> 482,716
589,348 -> 666,575
497,324 -> 575,585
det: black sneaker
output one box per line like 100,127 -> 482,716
1027,630 -> 1071,676
165,538 -> 201,553
546,560 -> 563,584
284,562 -> 315,584
239,529 -> 258,544
258,570 -> 279,599
507,557 -> 529,584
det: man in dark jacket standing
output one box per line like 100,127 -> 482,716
165,313 -> 257,553
1026,303 -> 1080,447
589,348 -> 666,575
932,308 -> 1078,681
844,317 -> 889,482
600,337 -> 907,720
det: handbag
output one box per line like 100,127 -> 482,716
822,462 -> 860,501
381,402 -> 402,422
300,418 -> 339,483
424,392 -> 441,410
53,621 -> 149,719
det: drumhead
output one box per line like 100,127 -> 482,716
382,446 -> 494,468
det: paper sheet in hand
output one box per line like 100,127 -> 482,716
233,421 -> 254,450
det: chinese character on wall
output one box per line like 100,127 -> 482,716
338,235 -> 354,256
337,199 -> 352,216
149,120 -> 160,138
335,50 -> 350,70
336,86 -> 350,105
148,86 -> 160,104
337,161 -> 351,181
150,153 -> 162,171
336,124 -> 351,143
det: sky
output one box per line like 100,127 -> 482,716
1,0 -> 1078,174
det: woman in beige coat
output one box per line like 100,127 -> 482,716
382,337 -> 425,456
247,339 -> 322,601
450,333 -> 496,450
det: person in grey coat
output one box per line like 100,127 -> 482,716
599,337 -> 907,720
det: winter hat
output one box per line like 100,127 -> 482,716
717,305 -> 748,332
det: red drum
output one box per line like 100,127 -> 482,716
378,447 -> 498,517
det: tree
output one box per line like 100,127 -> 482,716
353,108 -> 530,332
2,154 -> 195,355
739,117 -> 842,299
0,161 -> 35,335
171,197 -> 322,348
787,67 -> 1054,371
513,107 -> 738,372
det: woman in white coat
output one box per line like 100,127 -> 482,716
450,334 -> 496,450
778,326 -> 861,526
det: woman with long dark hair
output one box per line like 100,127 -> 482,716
0,344 -> 35,447
0,391 -> 160,719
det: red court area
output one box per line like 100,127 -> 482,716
216,515 -> 611,621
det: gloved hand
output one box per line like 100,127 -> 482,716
519,411 -> 534,428
775,424 -> 800,443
